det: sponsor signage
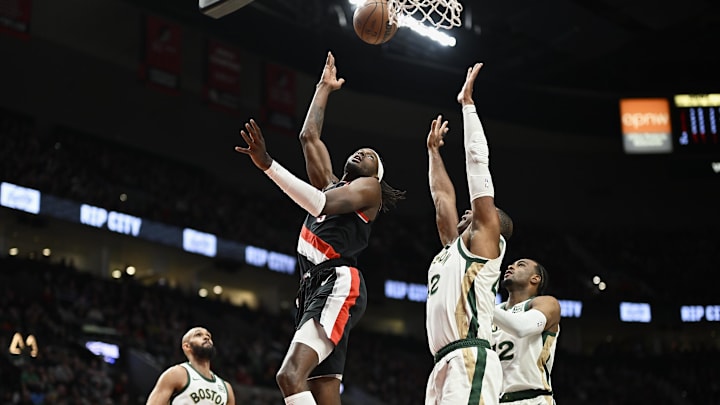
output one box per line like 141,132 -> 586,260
1,181 -> 295,273
620,98 -> 673,154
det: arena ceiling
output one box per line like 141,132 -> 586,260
138,0 -> 720,135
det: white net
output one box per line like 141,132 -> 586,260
387,0 -> 463,30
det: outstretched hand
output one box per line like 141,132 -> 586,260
234,119 -> 273,171
457,62 -> 483,106
317,51 -> 346,91
427,114 -> 449,151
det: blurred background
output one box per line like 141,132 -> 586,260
1,0 -> 719,403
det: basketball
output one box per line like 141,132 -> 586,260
353,0 -> 398,45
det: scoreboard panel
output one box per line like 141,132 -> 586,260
672,94 -> 720,156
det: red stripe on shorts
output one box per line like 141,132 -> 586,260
330,267 -> 360,344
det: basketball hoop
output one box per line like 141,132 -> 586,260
388,0 -> 463,30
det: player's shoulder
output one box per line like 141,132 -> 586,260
166,363 -> 190,380
530,295 -> 561,311
350,175 -> 382,189
533,295 -> 559,303
156,363 -> 189,389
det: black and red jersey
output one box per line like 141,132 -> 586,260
296,181 -> 373,274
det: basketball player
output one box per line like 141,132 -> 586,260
146,326 -> 235,405
235,51 -> 404,405
493,260 -> 561,404
425,63 -> 511,405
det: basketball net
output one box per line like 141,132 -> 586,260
387,0 -> 463,30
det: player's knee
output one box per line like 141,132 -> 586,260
276,367 -> 304,392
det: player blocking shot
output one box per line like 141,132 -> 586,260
424,63 -> 512,405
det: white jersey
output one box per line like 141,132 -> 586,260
426,235 -> 506,355
171,362 -> 229,405
493,299 -> 558,399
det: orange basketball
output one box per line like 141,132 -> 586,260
353,0 -> 398,45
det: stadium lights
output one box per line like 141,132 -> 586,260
397,15 -> 456,47
347,0 -> 457,47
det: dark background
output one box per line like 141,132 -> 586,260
1,0 -> 719,403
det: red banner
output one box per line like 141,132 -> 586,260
140,15 -> 182,92
262,63 -> 296,133
0,0 -> 32,39
204,39 -> 242,111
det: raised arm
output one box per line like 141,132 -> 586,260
427,115 -> 459,246
298,51 -> 345,190
459,63 -> 501,259
145,366 -> 186,405
235,119 -> 380,218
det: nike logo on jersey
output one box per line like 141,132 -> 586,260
320,275 -> 332,286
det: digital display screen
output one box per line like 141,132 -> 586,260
680,305 -> 720,322
1,182 -> 296,274
672,94 -> 720,155
558,300 -> 583,318
619,98 -> 673,154
85,341 -> 119,364
619,302 -> 652,323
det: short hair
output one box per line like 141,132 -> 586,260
534,262 -> 548,295
496,207 -> 513,241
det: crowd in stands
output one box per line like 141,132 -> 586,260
4,107 -> 719,303
3,107 -> 720,404
2,256 -> 719,405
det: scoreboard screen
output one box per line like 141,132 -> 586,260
672,94 -> 720,155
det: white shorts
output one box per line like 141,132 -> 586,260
426,346 -> 502,405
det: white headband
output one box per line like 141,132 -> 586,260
369,149 -> 384,182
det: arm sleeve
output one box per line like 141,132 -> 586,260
493,307 -> 547,338
462,104 -> 494,202
264,160 -> 327,217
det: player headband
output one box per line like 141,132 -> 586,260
369,149 -> 384,182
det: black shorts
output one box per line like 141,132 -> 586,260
296,258 -> 367,378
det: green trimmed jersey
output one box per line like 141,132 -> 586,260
171,362 -> 229,405
492,299 -> 558,395
426,235 -> 506,355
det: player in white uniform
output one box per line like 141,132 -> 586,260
146,327 -> 235,405
493,259 -> 561,405
425,63 -> 514,405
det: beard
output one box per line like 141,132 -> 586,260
501,278 -> 515,290
190,342 -> 216,361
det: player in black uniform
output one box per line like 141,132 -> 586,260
235,51 -> 404,405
